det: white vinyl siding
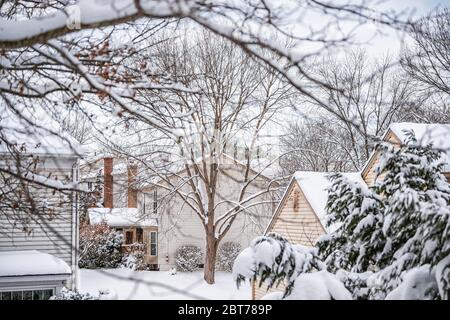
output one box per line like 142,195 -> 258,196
0,156 -> 78,289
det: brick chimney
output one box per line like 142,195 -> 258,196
127,164 -> 138,208
103,157 -> 113,208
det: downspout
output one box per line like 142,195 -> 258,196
71,159 -> 80,290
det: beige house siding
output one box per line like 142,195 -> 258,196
363,131 -> 401,186
270,184 -> 324,245
445,173 -> 450,182
254,182 -> 325,299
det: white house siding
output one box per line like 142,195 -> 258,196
112,174 -> 128,208
0,156 -> 79,289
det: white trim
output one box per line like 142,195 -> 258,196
0,274 -> 70,284
0,285 -> 59,300
361,128 -> 393,178
0,152 -> 80,159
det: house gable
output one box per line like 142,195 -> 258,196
254,179 -> 326,300
362,129 -> 402,187
266,179 -> 325,246
362,126 -> 450,186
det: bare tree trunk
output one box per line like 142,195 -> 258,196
204,226 -> 218,284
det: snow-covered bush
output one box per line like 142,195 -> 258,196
385,265 -> 438,300
50,288 -> 98,300
216,242 -> 241,272
121,243 -> 146,270
232,233 -> 351,299
50,288 -> 115,300
284,270 -> 352,300
318,131 -> 450,299
79,221 -> 124,269
175,245 -> 203,272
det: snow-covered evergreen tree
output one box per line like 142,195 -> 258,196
236,131 -> 449,300
372,131 -> 450,299
318,131 -> 450,299
318,173 -> 384,274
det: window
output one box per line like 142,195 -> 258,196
125,231 -> 134,244
150,231 -> 157,256
136,228 -> 143,243
293,190 -> 300,211
0,289 -> 54,300
87,181 -> 93,191
143,194 -> 146,214
153,190 -> 158,214
23,291 -> 33,300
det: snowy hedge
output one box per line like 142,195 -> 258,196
175,245 -> 203,272
216,242 -> 241,272
50,288 -> 115,300
79,222 -> 124,269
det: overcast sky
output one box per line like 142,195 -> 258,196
356,0 -> 447,57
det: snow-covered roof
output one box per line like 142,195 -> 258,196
389,123 -> 450,147
88,207 -> 157,227
0,250 -> 71,277
388,122 -> 450,171
0,106 -> 83,157
293,171 -> 365,233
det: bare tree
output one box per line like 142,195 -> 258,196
401,8 -> 450,123
0,0 -> 411,190
60,108 -> 94,144
279,118 -> 352,175
0,0 -> 415,292
104,31 -> 292,284
303,50 -> 417,170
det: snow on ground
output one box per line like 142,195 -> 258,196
79,268 -> 251,300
